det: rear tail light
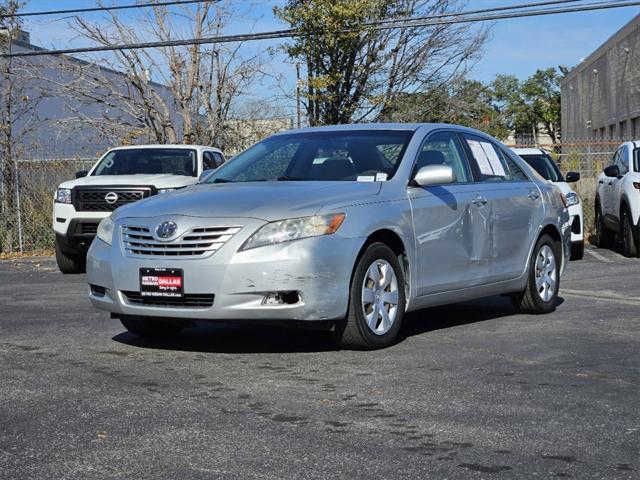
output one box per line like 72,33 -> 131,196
559,192 -> 568,208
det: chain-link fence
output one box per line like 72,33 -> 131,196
0,157 -> 95,254
0,137 -> 630,255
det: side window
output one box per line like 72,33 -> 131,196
415,131 -> 471,183
202,151 -> 218,171
619,146 -> 629,175
612,148 -> 621,168
463,134 -> 526,182
500,149 -> 530,181
212,152 -> 225,167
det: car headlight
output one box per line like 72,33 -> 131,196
96,216 -> 114,246
240,213 -> 346,251
158,188 -> 175,194
565,192 -> 580,207
55,188 -> 72,204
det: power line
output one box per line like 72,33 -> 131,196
2,0 -> 213,18
2,0 -> 639,58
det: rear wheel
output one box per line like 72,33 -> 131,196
55,238 -> 86,274
512,234 -> 560,314
333,243 -> 405,350
621,209 -> 640,258
120,316 -> 183,338
594,201 -> 614,249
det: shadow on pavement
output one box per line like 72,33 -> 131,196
112,295 -> 564,354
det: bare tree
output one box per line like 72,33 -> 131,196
60,0 -> 269,151
0,0 -> 44,252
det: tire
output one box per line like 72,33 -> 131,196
332,242 -> 406,350
570,241 -> 584,261
120,316 -> 183,338
55,238 -> 86,274
511,234 -> 560,314
594,201 -> 614,249
621,209 -> 640,258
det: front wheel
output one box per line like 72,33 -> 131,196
55,238 -> 86,274
594,202 -> 614,249
333,243 -> 406,350
512,234 -> 560,314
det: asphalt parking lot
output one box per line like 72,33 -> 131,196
1,246 -> 639,479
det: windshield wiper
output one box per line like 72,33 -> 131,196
277,175 -> 308,181
212,178 -> 234,183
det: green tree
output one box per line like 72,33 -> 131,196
275,0 -> 489,126
382,79 -> 509,139
491,68 -> 561,143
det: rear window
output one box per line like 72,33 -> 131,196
519,154 -> 562,182
93,148 -> 197,177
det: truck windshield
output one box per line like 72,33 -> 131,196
519,154 -> 563,182
205,130 -> 413,183
93,148 -> 198,177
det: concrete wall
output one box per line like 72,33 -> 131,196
561,14 -> 640,140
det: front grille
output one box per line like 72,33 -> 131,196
121,291 -> 214,308
74,187 -> 152,212
122,225 -> 242,258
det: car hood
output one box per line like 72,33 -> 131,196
58,174 -> 198,189
550,181 -> 575,195
113,181 -> 383,221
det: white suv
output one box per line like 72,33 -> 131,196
53,144 -> 225,273
595,141 -> 640,257
512,148 -> 584,260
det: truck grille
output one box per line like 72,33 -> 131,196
74,187 -> 153,212
122,225 -> 242,257
121,291 -> 214,308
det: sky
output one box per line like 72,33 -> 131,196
16,0 -> 640,92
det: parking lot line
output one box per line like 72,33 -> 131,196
585,248 -> 614,263
561,288 -> 640,306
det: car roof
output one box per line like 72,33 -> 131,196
108,144 -> 222,153
511,147 -> 549,155
271,122 -> 502,139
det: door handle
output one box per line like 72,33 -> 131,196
472,195 -> 487,206
598,180 -> 604,184
528,190 -> 540,201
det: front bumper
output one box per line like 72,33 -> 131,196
86,215 -> 364,322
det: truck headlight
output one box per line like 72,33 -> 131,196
55,188 -> 72,204
96,216 -> 114,246
565,192 -> 580,207
240,213 -> 345,251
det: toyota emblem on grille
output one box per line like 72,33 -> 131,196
104,192 -> 119,204
156,221 -> 178,239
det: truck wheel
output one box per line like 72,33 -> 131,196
512,234 -> 560,314
333,242 -> 406,350
622,209 -> 640,258
120,316 -> 183,338
55,238 -> 86,274
570,241 -> 584,261
594,202 -> 614,249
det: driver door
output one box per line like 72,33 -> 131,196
408,131 -> 489,296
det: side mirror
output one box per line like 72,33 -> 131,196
75,170 -> 88,179
413,165 -> 455,187
565,171 -> 580,183
603,165 -> 620,178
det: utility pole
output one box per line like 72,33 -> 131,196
295,62 -> 301,128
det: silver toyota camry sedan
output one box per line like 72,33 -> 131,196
87,124 -> 570,349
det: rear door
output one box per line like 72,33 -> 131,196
408,130 -> 490,295
460,134 -> 542,283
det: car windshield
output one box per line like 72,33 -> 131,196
205,130 -> 413,183
519,154 -> 563,182
93,148 -> 198,177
